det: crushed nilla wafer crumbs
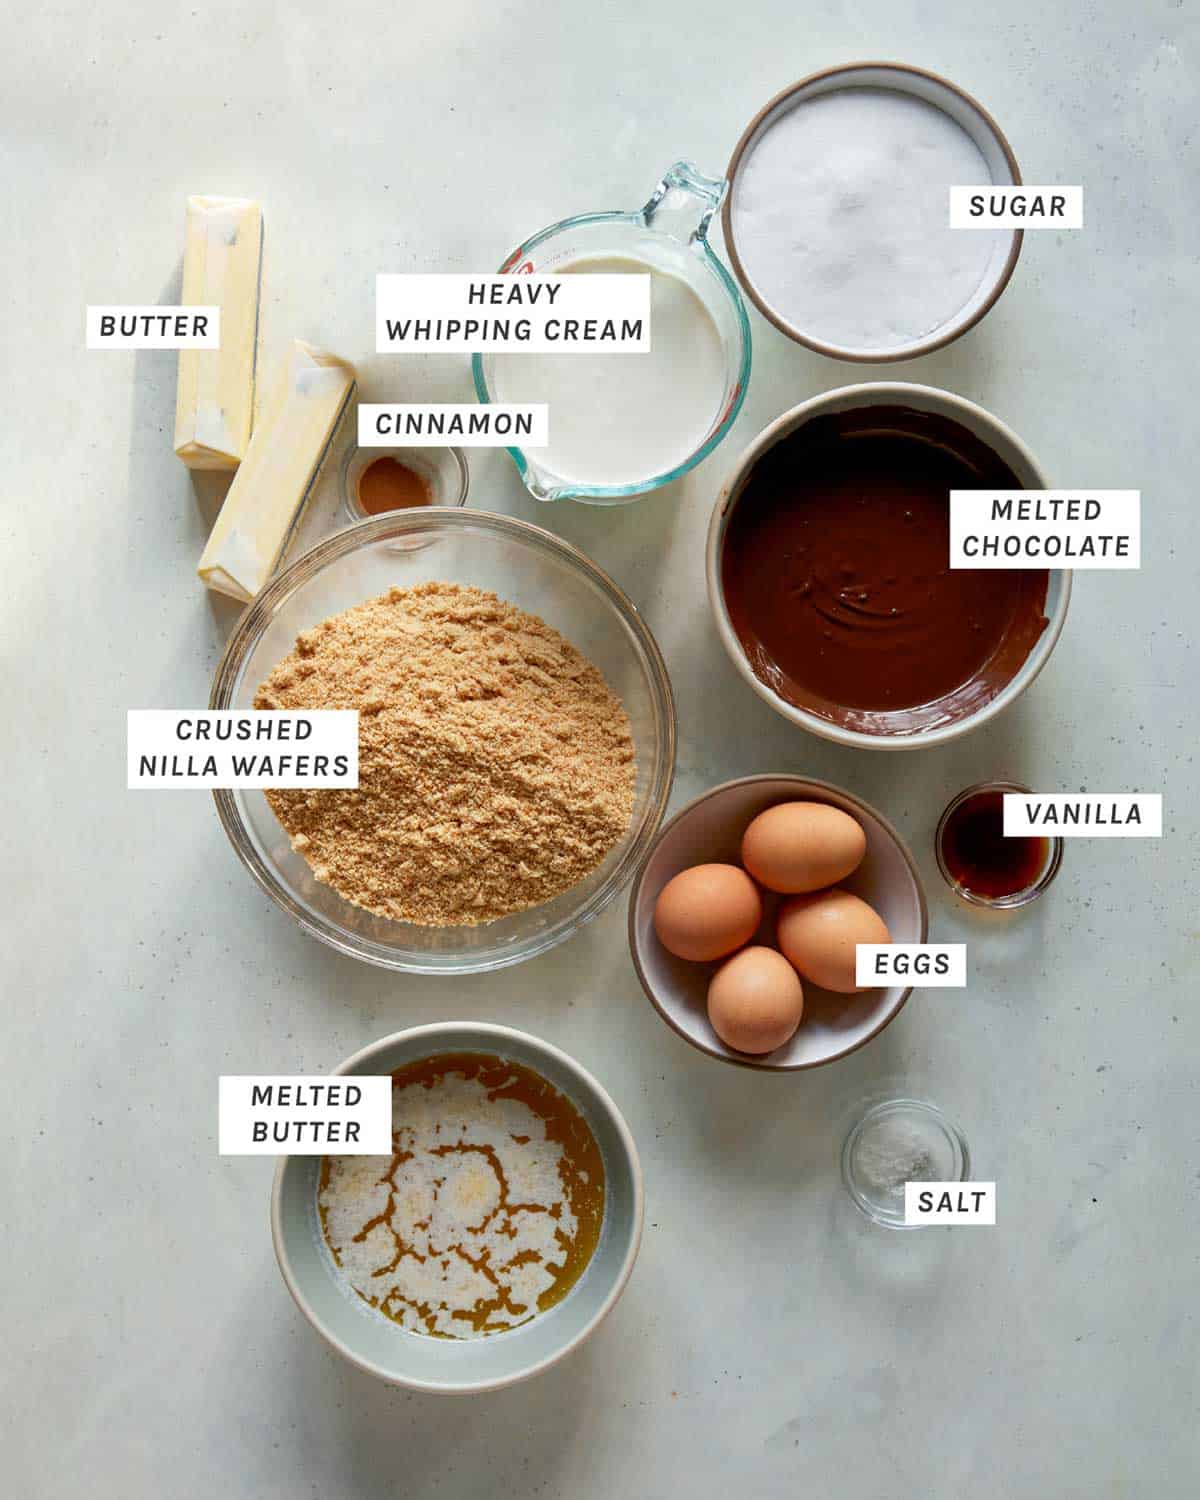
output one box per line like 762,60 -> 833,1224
254,582 -> 636,925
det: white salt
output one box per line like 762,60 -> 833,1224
731,87 -> 1006,351
853,1121 -> 939,1202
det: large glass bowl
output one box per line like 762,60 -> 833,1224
210,509 -> 676,973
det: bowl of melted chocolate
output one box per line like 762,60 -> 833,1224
708,385 -> 1071,747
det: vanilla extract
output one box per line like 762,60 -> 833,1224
937,786 -> 1051,904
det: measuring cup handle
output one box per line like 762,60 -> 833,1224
640,161 -> 727,244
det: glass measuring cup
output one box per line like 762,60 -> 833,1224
473,161 -> 752,505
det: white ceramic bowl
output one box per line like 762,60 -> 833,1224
272,1023 -> 644,1393
706,383 -> 1071,751
723,62 -> 1023,362
628,776 -> 927,1071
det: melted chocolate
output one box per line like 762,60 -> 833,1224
721,406 -> 1049,735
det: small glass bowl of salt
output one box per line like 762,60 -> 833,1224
842,1098 -> 970,1229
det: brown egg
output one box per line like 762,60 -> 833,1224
707,946 -> 805,1054
777,888 -> 890,993
653,863 -> 762,962
741,801 -> 867,894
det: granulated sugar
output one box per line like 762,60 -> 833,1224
731,87 -> 1006,351
318,1053 -> 605,1338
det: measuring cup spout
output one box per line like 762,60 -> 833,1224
521,464 -> 564,503
640,161 -> 727,245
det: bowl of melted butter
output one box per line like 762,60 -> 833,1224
272,1022 -> 643,1392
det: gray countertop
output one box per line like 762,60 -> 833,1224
4,2 -> 1197,1495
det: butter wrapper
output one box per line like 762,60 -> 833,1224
174,195 -> 263,470
197,340 -> 355,601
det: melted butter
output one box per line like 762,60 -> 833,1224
318,1052 -> 605,1338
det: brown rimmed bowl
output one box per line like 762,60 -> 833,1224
723,61 -> 1023,362
627,776 -> 928,1071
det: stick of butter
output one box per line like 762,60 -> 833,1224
197,340 -> 356,602
174,195 -> 263,470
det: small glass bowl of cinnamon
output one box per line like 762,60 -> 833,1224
341,442 -> 469,524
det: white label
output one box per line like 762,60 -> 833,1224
127,710 -> 358,788
949,490 -> 1140,569
218,1076 -> 391,1155
86,305 -> 220,348
950,186 -> 1083,229
1003,793 -> 1162,838
905,1182 -> 996,1225
856,944 -> 966,988
376,273 -> 651,353
358,402 -> 549,448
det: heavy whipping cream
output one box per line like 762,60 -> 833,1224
491,253 -> 725,489
731,88 -> 1006,351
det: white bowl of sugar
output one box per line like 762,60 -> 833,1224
723,62 -> 1023,362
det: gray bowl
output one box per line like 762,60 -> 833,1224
628,776 -> 927,1070
272,1023 -> 644,1393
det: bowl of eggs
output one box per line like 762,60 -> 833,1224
627,776 -> 927,1070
